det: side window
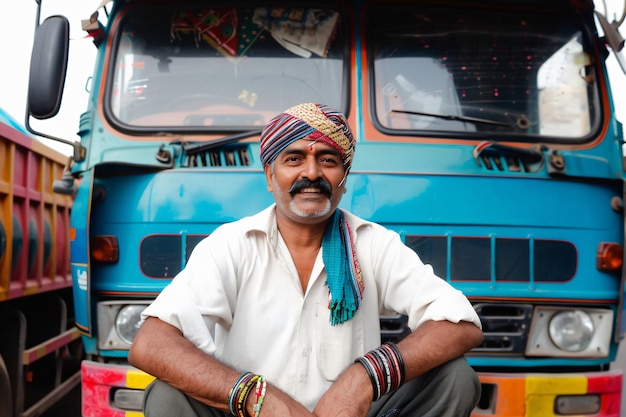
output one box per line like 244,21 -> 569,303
538,36 -> 592,137
368,5 -> 599,142
375,57 -> 470,131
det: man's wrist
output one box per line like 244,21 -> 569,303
229,372 -> 264,417
354,342 -> 406,401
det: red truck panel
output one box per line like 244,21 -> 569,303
0,122 -> 73,302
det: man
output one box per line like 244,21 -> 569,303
129,103 -> 483,417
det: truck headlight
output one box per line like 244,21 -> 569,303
98,301 -> 150,350
116,305 -> 147,345
548,310 -> 594,352
526,306 -> 612,358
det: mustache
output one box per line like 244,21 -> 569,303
288,178 -> 332,196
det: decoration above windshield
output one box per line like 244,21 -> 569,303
108,6 -> 345,130
369,5 -> 599,142
170,8 -> 339,58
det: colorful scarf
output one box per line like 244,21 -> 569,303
322,209 -> 364,325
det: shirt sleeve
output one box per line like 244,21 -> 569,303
140,226 -> 240,355
365,225 -> 482,330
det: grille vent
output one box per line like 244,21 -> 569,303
378,303 -> 533,354
474,142 -> 544,173
472,303 -> 532,353
405,235 -> 577,283
380,314 -> 411,343
184,145 -> 252,167
478,154 -> 528,172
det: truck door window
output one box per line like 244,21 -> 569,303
107,6 -> 347,131
369,4 -> 599,143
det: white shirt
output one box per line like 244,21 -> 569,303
141,204 -> 481,410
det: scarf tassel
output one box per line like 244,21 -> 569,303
323,209 -> 364,326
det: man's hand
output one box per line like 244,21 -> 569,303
314,362 -> 373,417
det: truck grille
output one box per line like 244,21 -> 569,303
379,303 -> 533,354
472,303 -> 532,353
380,314 -> 411,344
405,235 -> 577,283
184,144 -> 251,167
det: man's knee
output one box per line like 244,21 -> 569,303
369,356 -> 480,417
144,380 -> 182,417
403,356 -> 480,414
435,356 -> 481,408
144,380 -> 225,417
143,379 -> 196,417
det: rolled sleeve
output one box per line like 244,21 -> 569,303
140,233 -> 238,355
359,222 -> 481,331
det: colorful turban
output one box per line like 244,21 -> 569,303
260,103 -> 355,171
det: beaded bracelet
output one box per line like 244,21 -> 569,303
252,377 -> 267,417
228,372 -> 263,417
355,341 -> 406,401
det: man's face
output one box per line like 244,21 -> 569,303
265,138 -> 347,224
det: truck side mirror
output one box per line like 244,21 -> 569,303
28,15 -> 70,120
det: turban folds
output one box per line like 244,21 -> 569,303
260,103 -> 355,171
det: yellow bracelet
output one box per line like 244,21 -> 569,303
252,377 -> 267,417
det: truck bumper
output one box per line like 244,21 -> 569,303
81,360 -> 622,417
82,360 -> 154,417
474,370 -> 623,416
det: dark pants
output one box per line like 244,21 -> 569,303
143,356 -> 480,417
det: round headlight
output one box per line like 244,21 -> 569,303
115,305 -> 147,345
548,310 -> 594,352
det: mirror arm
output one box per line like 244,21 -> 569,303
618,0 -> 626,27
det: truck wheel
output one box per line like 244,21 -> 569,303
0,355 -> 12,417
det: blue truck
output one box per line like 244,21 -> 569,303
26,0 -> 626,415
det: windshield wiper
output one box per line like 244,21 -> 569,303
155,130 -> 262,165
391,109 -> 513,128
182,130 -> 262,155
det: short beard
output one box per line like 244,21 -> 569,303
289,199 -> 332,219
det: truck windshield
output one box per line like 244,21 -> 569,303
369,4 -> 600,143
107,6 -> 346,130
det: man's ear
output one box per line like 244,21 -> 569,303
264,164 -> 274,192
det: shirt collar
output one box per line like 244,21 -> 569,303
244,204 -> 372,243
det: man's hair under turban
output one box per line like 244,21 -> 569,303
259,103 -> 355,172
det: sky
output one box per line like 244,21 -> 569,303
0,0 -> 102,155
1,0 -> 626,156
